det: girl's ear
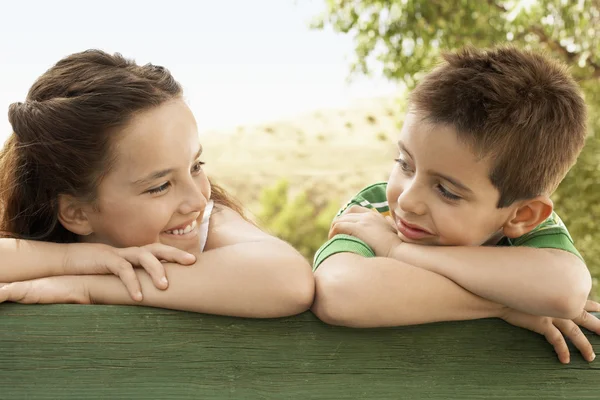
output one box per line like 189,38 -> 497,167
57,194 -> 94,235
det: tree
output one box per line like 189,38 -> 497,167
313,0 -> 600,295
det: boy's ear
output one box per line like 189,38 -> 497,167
503,195 -> 553,238
57,194 -> 94,236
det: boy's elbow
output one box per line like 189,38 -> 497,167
550,258 -> 592,319
311,262 -> 361,327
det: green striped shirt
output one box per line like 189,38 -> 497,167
313,182 -> 582,270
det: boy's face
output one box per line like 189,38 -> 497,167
386,111 -> 516,246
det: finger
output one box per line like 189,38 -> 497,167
332,214 -> 362,225
0,283 -> 8,303
144,243 -> 196,265
106,254 -> 143,301
573,310 -> 600,336
0,282 -> 31,304
584,299 -> 600,313
543,325 -> 571,364
385,216 -> 398,232
343,205 -> 372,215
329,221 -> 355,239
505,313 -> 571,364
554,319 -> 596,362
117,248 -> 168,291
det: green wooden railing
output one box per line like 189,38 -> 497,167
1,304 -> 598,399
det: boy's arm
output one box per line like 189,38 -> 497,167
312,252 -> 506,328
389,244 -> 591,320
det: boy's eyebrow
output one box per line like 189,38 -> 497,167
398,140 -> 473,194
430,171 -> 474,194
398,141 -> 414,159
132,147 -> 203,186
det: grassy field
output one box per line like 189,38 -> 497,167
201,96 -> 403,215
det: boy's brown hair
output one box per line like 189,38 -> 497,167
409,45 -> 587,207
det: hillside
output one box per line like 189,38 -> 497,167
201,96 -> 404,214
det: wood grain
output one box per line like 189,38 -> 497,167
1,304 -> 598,399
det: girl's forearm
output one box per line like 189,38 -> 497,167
0,239 -> 66,282
85,240 -> 314,318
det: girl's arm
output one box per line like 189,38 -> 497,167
0,239 -> 196,301
1,207 -> 315,318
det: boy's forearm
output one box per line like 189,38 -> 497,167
0,239 -> 65,282
312,252 -> 506,328
389,243 -> 591,319
86,240 -> 314,318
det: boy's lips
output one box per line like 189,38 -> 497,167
394,215 -> 433,240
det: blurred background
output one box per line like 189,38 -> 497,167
1,0 -> 598,297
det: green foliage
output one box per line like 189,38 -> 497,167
314,0 -> 600,297
257,179 -> 340,260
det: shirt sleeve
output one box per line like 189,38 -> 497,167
313,234 -> 376,271
312,182 -> 388,271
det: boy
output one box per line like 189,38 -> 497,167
311,46 -> 599,364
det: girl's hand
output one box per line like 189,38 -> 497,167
0,276 -> 90,305
62,243 -> 196,301
501,300 -> 600,363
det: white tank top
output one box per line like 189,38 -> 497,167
198,200 -> 214,253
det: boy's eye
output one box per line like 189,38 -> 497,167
436,184 -> 461,201
147,182 -> 170,194
192,160 -> 205,174
395,157 -> 413,172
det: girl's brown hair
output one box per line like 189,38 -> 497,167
0,49 -> 242,242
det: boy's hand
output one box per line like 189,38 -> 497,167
329,206 -> 402,257
62,243 -> 196,301
0,276 -> 90,305
501,300 -> 600,364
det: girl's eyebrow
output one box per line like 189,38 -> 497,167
131,147 -> 202,186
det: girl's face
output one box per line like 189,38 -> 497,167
83,98 -> 211,253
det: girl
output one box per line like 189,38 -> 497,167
0,49 -> 314,317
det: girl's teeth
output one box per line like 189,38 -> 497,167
167,220 -> 197,236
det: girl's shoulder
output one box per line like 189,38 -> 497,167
204,204 -> 273,251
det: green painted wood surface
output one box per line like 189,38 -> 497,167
0,304 -> 598,399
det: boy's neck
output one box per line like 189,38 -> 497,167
484,230 -> 506,246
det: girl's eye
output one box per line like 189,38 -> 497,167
436,184 -> 461,201
147,182 -> 171,194
192,160 -> 205,174
394,157 -> 413,173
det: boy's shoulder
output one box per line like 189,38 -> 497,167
338,182 -> 389,216
499,211 -> 583,260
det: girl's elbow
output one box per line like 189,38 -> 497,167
273,254 -> 315,316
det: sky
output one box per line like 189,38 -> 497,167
0,0 -> 398,141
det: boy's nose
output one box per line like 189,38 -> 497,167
397,184 -> 427,216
